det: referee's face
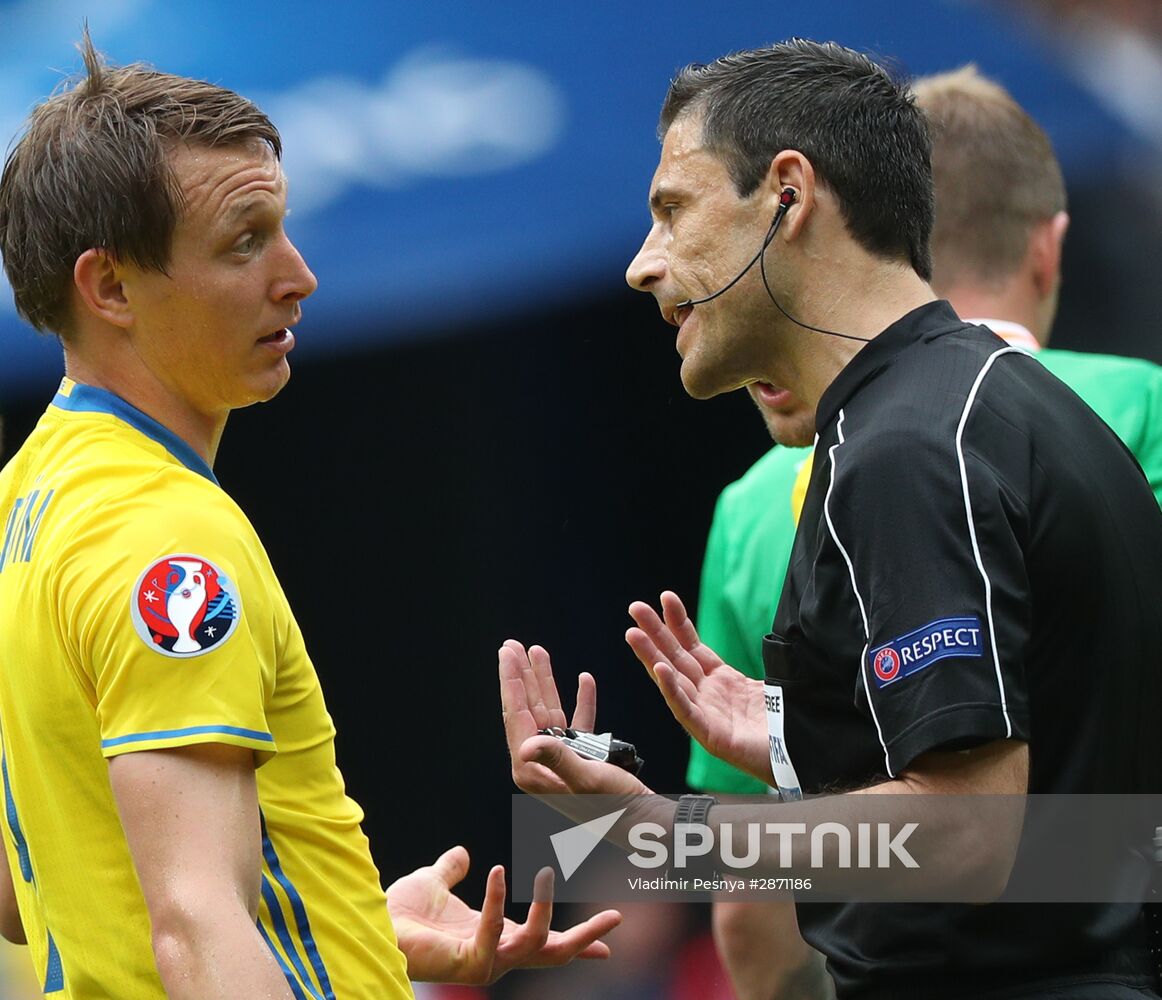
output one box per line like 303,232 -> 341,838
117,141 -> 318,419
626,115 -> 786,400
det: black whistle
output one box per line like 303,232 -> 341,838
537,727 -> 645,775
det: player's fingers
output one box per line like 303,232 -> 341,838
537,909 -> 622,965
496,868 -> 553,963
523,866 -> 554,942
577,940 -> 614,959
473,864 -> 506,957
571,671 -> 597,732
428,845 -> 470,888
493,868 -> 557,975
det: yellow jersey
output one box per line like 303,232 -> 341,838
0,378 -> 413,999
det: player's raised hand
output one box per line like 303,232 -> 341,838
386,846 -> 621,984
626,591 -> 771,782
499,640 -> 650,797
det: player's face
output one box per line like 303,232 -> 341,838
746,383 -> 815,447
121,141 -> 317,418
625,114 -> 780,399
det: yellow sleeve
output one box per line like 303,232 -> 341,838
57,475 -> 278,762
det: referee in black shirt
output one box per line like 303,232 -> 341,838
500,39 -> 1162,999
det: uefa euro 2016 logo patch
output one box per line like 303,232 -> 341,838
129,554 -> 241,658
868,616 -> 984,689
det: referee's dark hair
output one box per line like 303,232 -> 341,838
0,27 -> 281,339
659,39 -> 934,281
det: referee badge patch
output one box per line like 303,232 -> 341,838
130,554 -> 241,658
869,616 -> 983,689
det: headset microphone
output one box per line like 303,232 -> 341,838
675,188 -> 798,310
675,186 -> 873,344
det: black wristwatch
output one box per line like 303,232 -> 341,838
671,794 -> 719,882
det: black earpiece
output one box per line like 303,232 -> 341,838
675,182 -> 873,343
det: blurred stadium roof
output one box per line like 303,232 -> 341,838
0,0 -> 1139,398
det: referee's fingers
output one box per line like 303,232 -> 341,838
625,625 -> 667,681
654,663 -> 702,735
571,671 -> 597,732
660,591 -> 699,647
520,735 -> 602,793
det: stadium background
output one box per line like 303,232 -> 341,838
1,1 -> 1160,995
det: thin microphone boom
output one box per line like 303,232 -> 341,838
675,189 -> 793,309
675,187 -> 872,344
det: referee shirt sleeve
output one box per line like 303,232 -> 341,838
56,477 -> 277,763
826,415 -> 1031,776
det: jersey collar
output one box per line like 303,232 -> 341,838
964,318 -> 1041,352
816,299 -> 966,433
51,378 -> 219,485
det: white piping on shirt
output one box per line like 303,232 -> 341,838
824,410 -> 894,777
955,347 -> 1021,739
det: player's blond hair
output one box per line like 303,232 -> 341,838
0,28 -> 281,337
912,65 -> 1066,290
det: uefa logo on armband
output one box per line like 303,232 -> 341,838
872,647 -> 902,683
130,554 -> 241,658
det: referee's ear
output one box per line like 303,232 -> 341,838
766,149 -> 816,243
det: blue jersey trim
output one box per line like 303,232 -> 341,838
100,725 -> 275,750
44,931 -> 64,993
2,755 -> 32,882
257,919 -> 310,1000
261,875 -> 324,1000
3,756 -> 66,991
51,382 -> 218,485
262,816 -> 335,999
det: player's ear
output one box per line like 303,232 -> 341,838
73,249 -> 133,329
1029,211 -> 1068,300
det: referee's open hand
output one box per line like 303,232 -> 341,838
499,640 -> 651,798
626,591 -> 773,784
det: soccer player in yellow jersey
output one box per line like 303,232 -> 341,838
0,35 -> 619,999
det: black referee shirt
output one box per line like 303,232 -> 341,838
765,300 -> 1162,997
